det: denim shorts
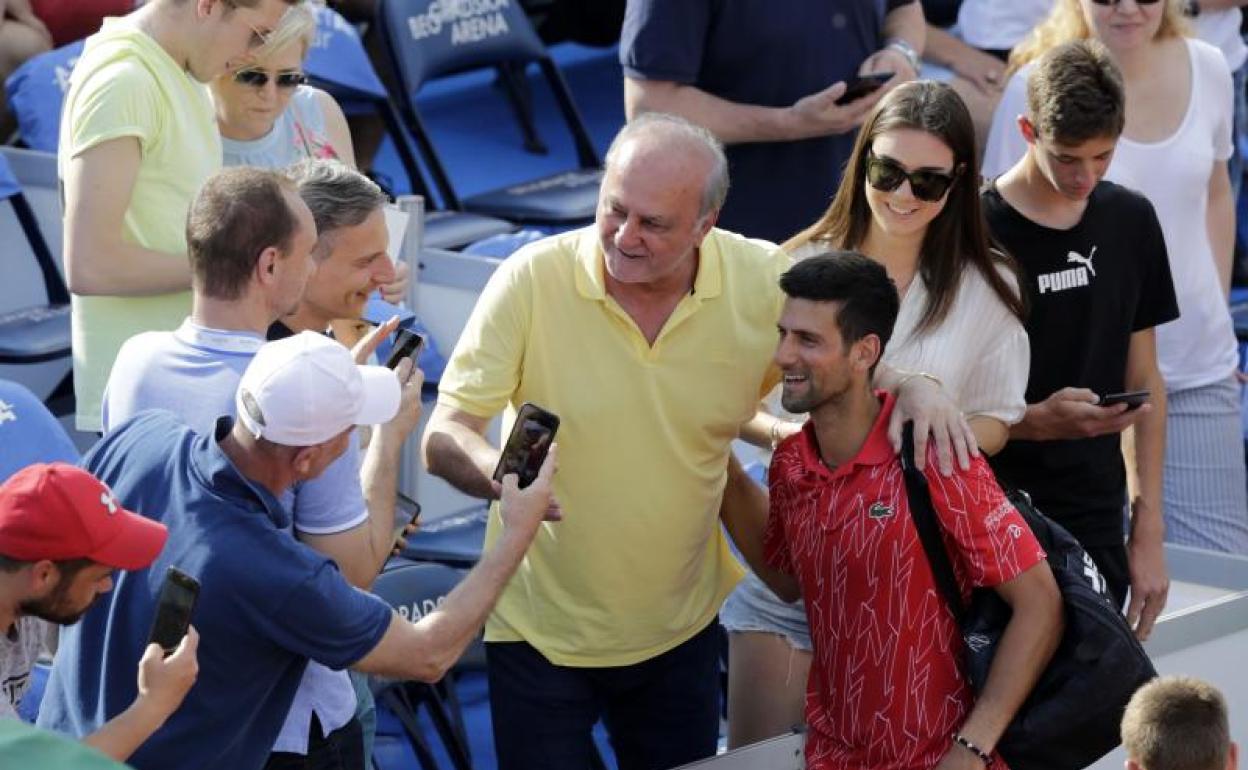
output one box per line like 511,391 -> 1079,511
720,570 -> 812,652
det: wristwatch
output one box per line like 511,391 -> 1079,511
885,37 -> 920,74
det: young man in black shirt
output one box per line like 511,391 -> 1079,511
983,40 -> 1179,640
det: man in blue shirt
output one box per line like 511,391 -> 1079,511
40,332 -> 559,770
100,166 -> 418,767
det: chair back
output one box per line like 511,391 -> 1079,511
372,559 -> 466,626
5,41 -> 84,153
377,0 -> 547,93
304,7 -> 388,103
0,379 -> 79,482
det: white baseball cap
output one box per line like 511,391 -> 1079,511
235,331 -> 401,446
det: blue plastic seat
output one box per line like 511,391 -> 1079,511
375,0 -> 603,224
305,7 -> 514,249
370,558 -> 476,770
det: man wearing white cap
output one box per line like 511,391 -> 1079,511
40,332 -> 560,770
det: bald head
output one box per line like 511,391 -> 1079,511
605,113 -> 729,220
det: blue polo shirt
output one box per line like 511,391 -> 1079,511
37,412 -> 393,770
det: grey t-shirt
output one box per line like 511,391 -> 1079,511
1,617 -> 50,719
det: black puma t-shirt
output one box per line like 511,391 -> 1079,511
983,180 -> 1179,546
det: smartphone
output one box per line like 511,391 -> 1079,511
148,567 -> 199,656
1100,390 -> 1150,410
834,72 -> 893,105
492,402 -> 560,489
384,328 -> 425,370
392,492 -> 422,550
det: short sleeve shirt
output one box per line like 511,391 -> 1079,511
620,0 -> 906,242
60,19 -> 221,431
764,393 -> 1046,770
38,413 -> 392,770
1,617 -> 50,720
984,181 -> 1179,544
438,226 -> 787,667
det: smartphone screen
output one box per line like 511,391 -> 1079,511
834,72 -> 893,105
492,403 -> 560,489
393,492 -> 422,549
148,567 -> 199,656
384,329 -> 425,370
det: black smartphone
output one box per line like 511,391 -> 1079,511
492,402 -> 560,489
1100,390 -> 1150,410
392,492 -> 422,550
384,328 -> 425,370
834,72 -> 893,105
148,567 -> 199,656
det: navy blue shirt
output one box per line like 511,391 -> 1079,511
621,0 -> 911,242
37,412 -> 392,770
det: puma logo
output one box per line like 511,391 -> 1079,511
1038,246 -> 1098,295
1066,246 -> 1097,277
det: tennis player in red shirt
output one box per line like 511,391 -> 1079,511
724,251 -> 1062,770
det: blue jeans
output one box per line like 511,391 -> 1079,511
486,621 -> 722,770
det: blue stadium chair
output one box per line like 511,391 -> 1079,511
305,6 -> 515,250
370,559 -> 476,770
400,504 -> 487,569
0,153 -> 72,417
375,0 -> 603,224
5,40 -> 82,153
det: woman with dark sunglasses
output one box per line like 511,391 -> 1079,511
210,4 -> 354,169
720,80 -> 1031,750
984,0 -> 1248,557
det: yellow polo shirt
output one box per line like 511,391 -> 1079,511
438,226 -> 787,667
60,19 -> 222,431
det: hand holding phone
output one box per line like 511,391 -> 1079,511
148,567 -> 199,656
835,72 -> 893,105
391,493 -> 422,553
493,403 -> 560,489
384,329 -> 425,370
1099,390 -> 1150,410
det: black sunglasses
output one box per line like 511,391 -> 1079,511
1088,0 -> 1162,4
233,69 -> 307,89
865,152 -> 959,202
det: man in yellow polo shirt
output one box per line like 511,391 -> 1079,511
59,0 -> 297,431
423,113 -> 787,770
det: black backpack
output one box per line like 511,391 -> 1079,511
900,425 -> 1157,770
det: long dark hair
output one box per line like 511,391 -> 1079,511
784,81 -> 1025,333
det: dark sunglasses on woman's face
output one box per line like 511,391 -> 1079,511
865,151 -> 958,202
1087,0 -> 1162,5
233,70 -> 307,89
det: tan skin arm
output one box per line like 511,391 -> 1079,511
314,88 -> 356,169
62,137 -> 193,296
718,454 -> 801,603
932,563 -> 1063,770
353,453 -> 558,681
1122,328 -> 1169,640
1207,159 -> 1235,298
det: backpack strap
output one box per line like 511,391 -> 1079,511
900,422 -> 966,624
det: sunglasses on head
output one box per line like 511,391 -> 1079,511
1087,0 -> 1162,5
233,69 -> 307,89
864,151 -> 959,202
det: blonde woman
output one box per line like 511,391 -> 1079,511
984,0 -> 1248,555
210,3 -> 355,169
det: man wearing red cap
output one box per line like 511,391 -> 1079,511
0,462 -> 198,762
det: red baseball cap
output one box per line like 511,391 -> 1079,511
0,463 -> 167,570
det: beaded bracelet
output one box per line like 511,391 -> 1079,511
951,732 -> 992,766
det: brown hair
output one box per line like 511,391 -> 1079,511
1027,40 -> 1125,144
1009,0 -> 1189,75
784,81 -> 1024,333
186,167 -> 301,300
1122,676 -> 1231,770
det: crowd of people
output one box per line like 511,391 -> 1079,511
0,0 -> 1246,769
